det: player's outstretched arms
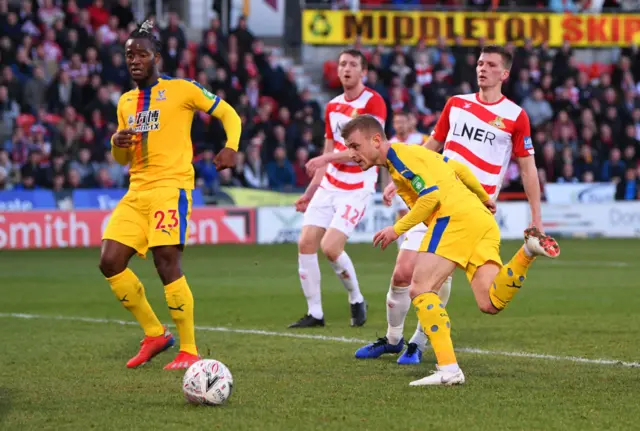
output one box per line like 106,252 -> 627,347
211,99 -> 241,170
110,129 -> 137,165
447,158 -> 491,204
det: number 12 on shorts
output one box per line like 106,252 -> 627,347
341,204 -> 365,225
154,209 -> 179,230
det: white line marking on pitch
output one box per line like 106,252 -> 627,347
1,312 -> 639,368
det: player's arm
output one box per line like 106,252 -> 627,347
309,138 -> 335,186
189,87 -> 241,151
393,189 -> 440,235
110,96 -> 134,166
446,158 -> 491,203
388,147 -> 440,235
512,110 -> 543,230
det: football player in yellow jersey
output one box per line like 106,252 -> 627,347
98,21 -> 241,370
342,115 -> 559,386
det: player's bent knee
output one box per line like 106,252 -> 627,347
98,254 -> 126,278
298,226 -> 323,254
392,262 -> 413,287
320,242 -> 343,262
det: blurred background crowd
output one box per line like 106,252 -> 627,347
1,0 -> 639,201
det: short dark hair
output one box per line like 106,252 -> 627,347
338,48 -> 368,70
127,20 -> 161,52
481,45 -> 513,70
341,115 -> 385,142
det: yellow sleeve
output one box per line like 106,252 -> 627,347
183,80 -> 241,151
393,192 -> 440,235
446,158 -> 490,202
110,95 -> 132,166
387,145 -> 441,235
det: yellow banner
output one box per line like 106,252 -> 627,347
221,187 -> 300,207
302,10 -> 640,47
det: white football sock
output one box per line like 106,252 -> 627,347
409,276 -> 452,350
298,253 -> 323,319
385,284 -> 411,345
329,251 -> 364,304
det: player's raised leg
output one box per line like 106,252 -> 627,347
100,195 -> 175,369
290,224 -> 327,328
408,252 -> 464,386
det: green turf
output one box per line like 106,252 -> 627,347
1,240 -> 639,430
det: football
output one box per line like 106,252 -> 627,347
182,359 -> 234,406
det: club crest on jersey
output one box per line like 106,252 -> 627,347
127,114 -> 135,127
350,108 -> 359,118
489,116 -> 505,129
133,110 -> 161,132
156,89 -> 166,101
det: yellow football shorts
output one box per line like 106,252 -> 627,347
419,209 -> 502,281
102,187 -> 193,257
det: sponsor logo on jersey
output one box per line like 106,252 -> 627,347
133,110 -> 161,132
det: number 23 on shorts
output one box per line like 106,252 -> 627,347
154,209 -> 179,231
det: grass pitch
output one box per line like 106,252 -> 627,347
1,240 -> 639,430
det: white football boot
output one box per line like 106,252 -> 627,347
524,227 -> 560,259
409,365 -> 465,386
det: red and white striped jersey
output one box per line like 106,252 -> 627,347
432,93 -> 533,199
323,88 -> 387,192
389,132 -> 428,146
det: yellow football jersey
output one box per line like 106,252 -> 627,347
114,75 -> 230,191
387,143 -> 490,228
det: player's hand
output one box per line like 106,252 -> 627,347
295,194 -> 311,212
295,184 -> 318,212
373,226 -> 399,251
112,129 -> 138,148
214,147 -> 236,171
305,155 -> 328,177
483,199 -> 497,215
382,182 -> 398,207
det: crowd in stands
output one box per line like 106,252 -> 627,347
1,1 -> 640,201
0,0 -> 323,195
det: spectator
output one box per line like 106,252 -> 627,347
557,163 -> 579,183
616,168 -> 638,200
267,146 -> 296,191
601,148 -> 626,183
292,147 -> 311,190
69,147 -> 96,187
522,88 -> 553,128
100,150 -> 125,188
195,149 -> 219,195
21,149 -> 47,187
243,143 -> 268,189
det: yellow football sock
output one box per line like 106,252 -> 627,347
164,276 -> 197,356
490,246 -> 535,311
413,292 -> 457,366
107,268 -> 164,337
